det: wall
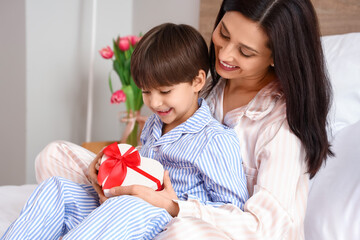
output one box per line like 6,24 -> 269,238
25,0 -> 134,184
0,0 -> 27,185
0,0 -> 200,185
132,0 -> 200,34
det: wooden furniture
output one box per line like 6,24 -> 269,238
81,141 -> 117,154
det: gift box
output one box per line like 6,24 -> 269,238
97,143 -> 164,197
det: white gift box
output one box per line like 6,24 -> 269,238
98,143 -> 164,197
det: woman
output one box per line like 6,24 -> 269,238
35,0 -> 332,238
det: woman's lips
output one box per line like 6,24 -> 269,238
219,60 -> 239,71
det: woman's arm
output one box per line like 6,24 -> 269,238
155,122 -> 308,239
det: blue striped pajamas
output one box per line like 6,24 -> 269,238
2,99 -> 247,239
140,99 -> 248,208
2,177 -> 171,240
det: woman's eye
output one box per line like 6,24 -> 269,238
240,51 -> 251,58
219,30 -> 230,40
239,48 -> 253,58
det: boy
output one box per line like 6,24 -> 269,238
2,23 -> 248,240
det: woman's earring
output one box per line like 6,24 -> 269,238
271,63 -> 274,67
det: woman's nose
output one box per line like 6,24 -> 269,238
219,42 -> 236,61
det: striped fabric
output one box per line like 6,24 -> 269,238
2,177 -> 172,240
139,99 -> 248,208
31,80 -> 307,239
154,80 -> 309,239
3,99 -> 248,239
35,140 -> 95,184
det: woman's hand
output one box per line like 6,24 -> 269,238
87,150 -> 108,204
110,171 -> 180,217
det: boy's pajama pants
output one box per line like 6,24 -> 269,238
1,176 -> 172,240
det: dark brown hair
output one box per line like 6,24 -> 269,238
207,0 -> 333,178
131,23 -> 209,90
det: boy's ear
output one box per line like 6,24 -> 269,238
192,69 -> 206,92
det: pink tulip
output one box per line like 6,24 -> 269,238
129,35 -> 141,46
99,46 -> 114,59
111,90 -> 126,104
118,37 -> 130,51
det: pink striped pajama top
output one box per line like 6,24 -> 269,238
155,79 -> 309,240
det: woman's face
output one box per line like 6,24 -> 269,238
212,11 -> 273,82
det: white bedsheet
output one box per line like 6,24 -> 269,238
0,184 -> 37,235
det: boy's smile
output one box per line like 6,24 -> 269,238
142,82 -> 201,134
156,108 -> 173,116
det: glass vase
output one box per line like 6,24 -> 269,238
119,110 -> 142,147
126,119 -> 139,147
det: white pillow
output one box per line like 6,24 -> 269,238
322,32 -> 360,138
304,120 -> 360,240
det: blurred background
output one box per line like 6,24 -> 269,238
0,0 -> 224,185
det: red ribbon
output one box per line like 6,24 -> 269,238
97,142 -> 162,191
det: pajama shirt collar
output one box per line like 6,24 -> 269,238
150,98 -> 213,147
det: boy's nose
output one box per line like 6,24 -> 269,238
150,96 -> 162,109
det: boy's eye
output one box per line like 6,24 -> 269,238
142,90 -> 150,94
160,90 -> 171,94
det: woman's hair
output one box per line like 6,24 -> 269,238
131,23 -> 209,90
207,0 -> 333,178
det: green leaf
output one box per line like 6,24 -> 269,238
113,61 -> 126,86
124,49 -> 130,59
135,94 -> 144,110
129,76 -> 143,110
108,72 -> 114,93
123,59 -> 131,85
124,58 -> 131,71
122,85 -> 135,111
113,38 -> 120,62
119,50 -> 126,63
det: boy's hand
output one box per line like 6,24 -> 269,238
87,150 -> 108,204
109,171 -> 180,217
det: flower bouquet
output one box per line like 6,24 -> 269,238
99,35 -> 144,146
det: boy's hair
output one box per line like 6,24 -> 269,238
131,23 -> 209,90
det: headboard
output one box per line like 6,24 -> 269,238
199,0 -> 360,44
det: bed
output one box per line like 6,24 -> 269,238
1,5 -> 360,240
1,32 -> 359,239
304,32 -> 360,239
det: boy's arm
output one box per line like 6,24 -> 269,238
195,132 -> 249,209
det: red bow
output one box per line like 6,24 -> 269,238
97,142 -> 162,191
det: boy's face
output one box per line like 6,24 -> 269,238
142,82 -> 200,134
